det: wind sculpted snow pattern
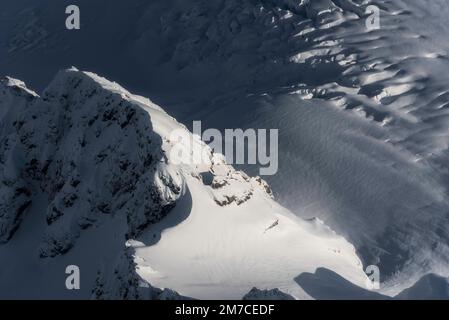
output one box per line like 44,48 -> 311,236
1,0 -> 449,298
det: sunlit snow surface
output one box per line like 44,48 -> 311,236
1,0 -> 449,298
128,83 -> 368,299
0,69 -> 369,300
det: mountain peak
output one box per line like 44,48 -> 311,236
0,70 -> 368,299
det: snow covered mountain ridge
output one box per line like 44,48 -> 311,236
1,67 -> 448,300
0,68 -> 369,299
2,0 -> 449,300
0,68 -> 182,255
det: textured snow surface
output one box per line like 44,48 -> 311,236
1,0 -> 449,299
0,69 -> 371,299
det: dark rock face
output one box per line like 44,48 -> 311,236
242,287 -> 295,300
0,70 -> 181,257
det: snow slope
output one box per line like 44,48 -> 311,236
0,68 -> 370,299
0,68 -> 184,298
2,0 -> 449,297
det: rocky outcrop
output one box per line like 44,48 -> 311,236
242,287 -> 295,300
0,69 -> 181,257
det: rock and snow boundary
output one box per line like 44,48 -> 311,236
0,68 -> 372,299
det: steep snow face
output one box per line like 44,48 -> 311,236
0,69 -> 369,299
0,69 -> 180,255
131,171 -> 367,300
88,71 -> 370,300
0,69 -> 184,298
